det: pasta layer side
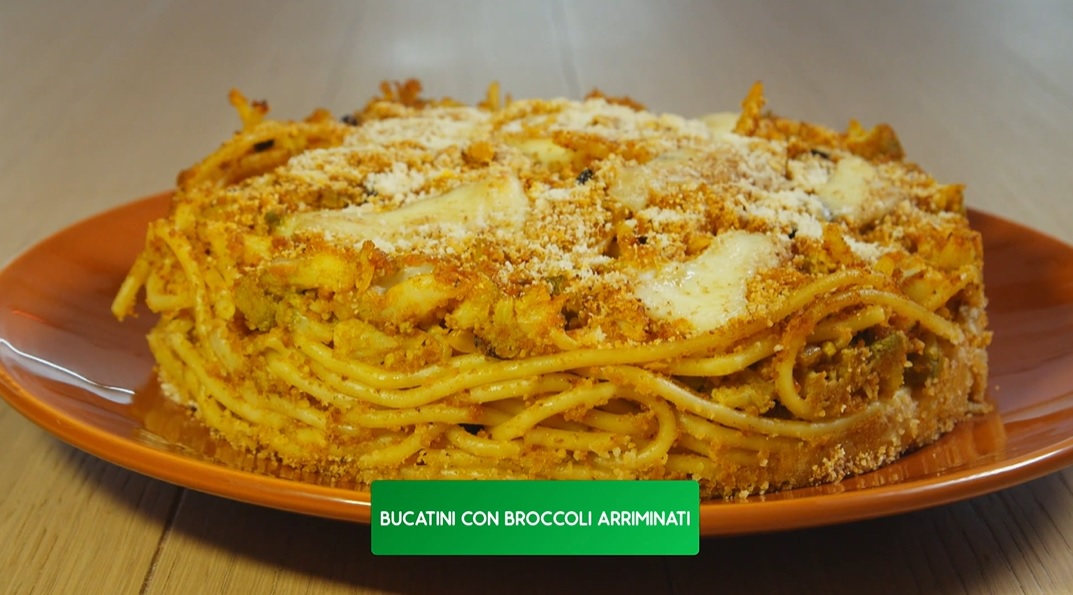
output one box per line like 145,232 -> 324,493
112,81 -> 991,498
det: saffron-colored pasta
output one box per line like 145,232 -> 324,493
112,81 -> 990,498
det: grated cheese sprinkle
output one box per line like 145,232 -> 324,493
234,94 -> 950,339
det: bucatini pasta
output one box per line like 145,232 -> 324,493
113,80 -> 990,498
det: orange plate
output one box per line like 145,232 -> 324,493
2,193 -> 1073,536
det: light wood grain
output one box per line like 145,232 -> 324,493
3,1 -> 1073,594
146,492 -> 673,595
0,411 -> 178,594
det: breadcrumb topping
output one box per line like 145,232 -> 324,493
214,90 -> 971,346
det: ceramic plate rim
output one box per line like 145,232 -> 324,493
2,194 -> 1073,536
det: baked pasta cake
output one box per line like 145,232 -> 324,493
112,80 -> 990,498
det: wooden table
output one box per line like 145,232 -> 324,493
3,1 -> 1072,593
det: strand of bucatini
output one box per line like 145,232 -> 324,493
112,81 -> 990,498
118,226 -> 961,477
